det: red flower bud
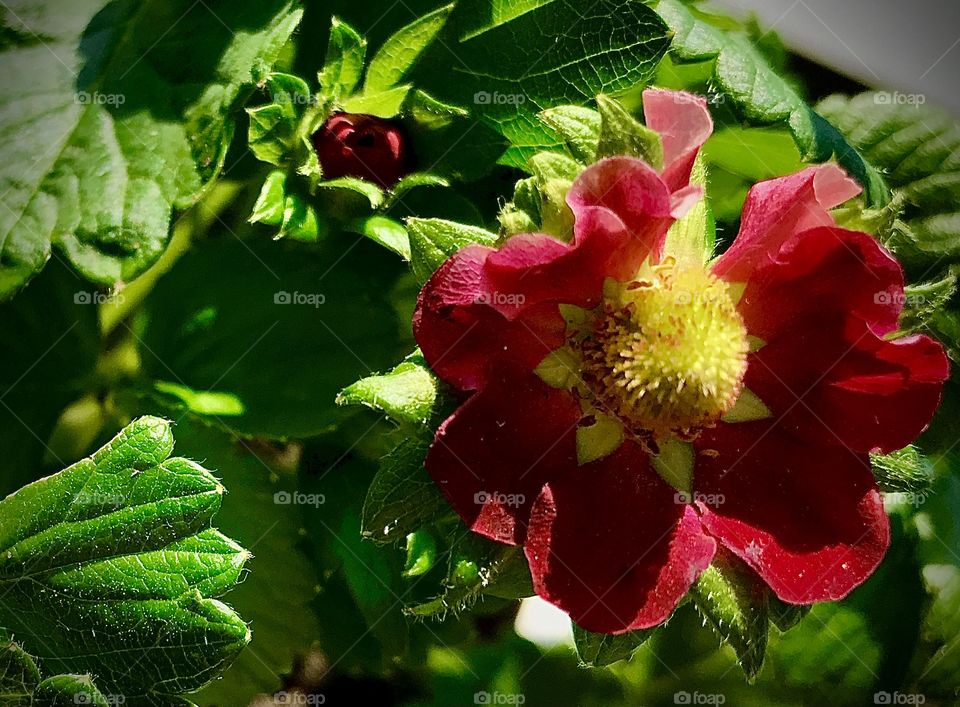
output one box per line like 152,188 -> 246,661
312,113 -> 411,188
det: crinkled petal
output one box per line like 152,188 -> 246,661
713,166 -> 862,282
525,442 -> 716,633
425,365 -> 582,545
733,227 -> 949,453
413,244 -> 567,390
567,156 -> 676,272
642,89 -> 714,191
693,421 -> 890,604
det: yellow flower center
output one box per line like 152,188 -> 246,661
579,258 -> 748,441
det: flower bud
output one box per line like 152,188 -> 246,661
312,113 -> 411,188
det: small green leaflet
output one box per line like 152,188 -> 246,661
338,351 -> 443,428
364,4 -> 455,93
572,624 -> 654,667
0,416 -> 249,702
406,218 -> 498,283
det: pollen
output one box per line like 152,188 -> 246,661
579,259 -> 748,441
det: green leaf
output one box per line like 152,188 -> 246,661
767,594 -> 810,633
250,170 -> 288,226
538,105 -> 602,163
0,635 -> 40,706
137,235 -> 408,439
33,675 -> 110,706
817,91 -> 960,262
386,172 -> 452,209
656,0 -> 886,204
689,551 -> 769,681
572,624 -> 653,667
406,217 -> 498,283
247,102 -> 298,166
279,192 -> 322,242
900,270 -> 958,333
346,215 -> 411,259
664,151 -> 714,263
341,84 -> 413,118
338,352 -> 442,428
317,177 -> 386,209
0,417 -> 249,701
318,17 -> 367,101
596,94 -> 664,168
0,0 -> 303,298
365,4 -> 455,93
871,445 -> 935,495
361,437 -> 449,545
412,0 -> 672,167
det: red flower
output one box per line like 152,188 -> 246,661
313,113 -> 411,188
413,90 -> 949,633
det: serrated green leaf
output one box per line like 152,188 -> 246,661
250,170 -> 288,226
33,674 -> 110,706
365,4 -> 455,93
596,94 -> 664,168
0,417 -> 249,701
657,0 -> 885,204
406,218 -> 498,283
0,635 -> 40,706
538,105 -> 601,163
767,594 -> 810,633
689,551 -> 769,681
900,270 -> 958,333
361,437 -> 449,545
412,0 -> 672,168
319,17 -> 367,101
572,624 -> 653,667
338,352 -> 441,428
341,84 -> 413,119
0,0 -> 303,298
818,91 -> 960,262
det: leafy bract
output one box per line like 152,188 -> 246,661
0,0 -> 303,298
0,416 -> 249,703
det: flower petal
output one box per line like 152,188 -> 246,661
425,365 -> 582,545
642,89 -> 714,191
413,244 -> 567,390
567,156 -> 676,271
693,420 -> 890,604
712,166 -> 862,282
525,442 -> 716,633
733,227 -> 949,453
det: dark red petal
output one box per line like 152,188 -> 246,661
712,166 -> 862,282
694,420 -> 890,604
733,226 -> 905,341
525,443 -> 716,633
733,227 -> 949,453
567,157 -> 676,271
642,89 -> 714,191
413,244 -> 566,391
425,365 -> 582,545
